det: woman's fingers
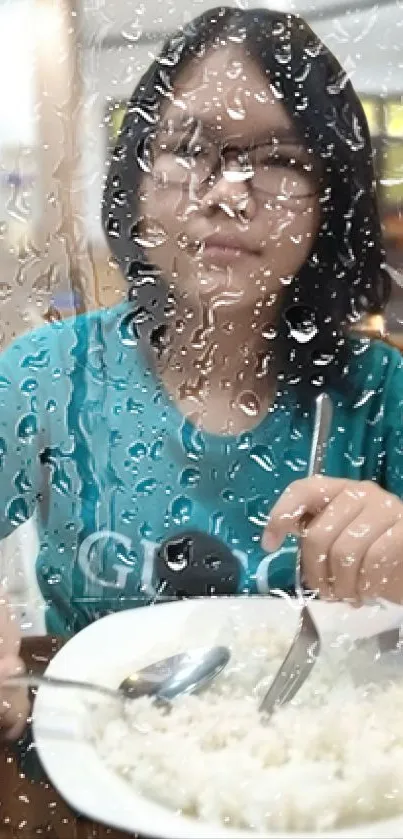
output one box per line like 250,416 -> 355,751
300,488 -> 365,598
262,477 -> 350,553
358,521 -> 403,603
0,655 -> 29,741
0,584 -> 27,739
263,477 -> 403,604
0,584 -> 21,658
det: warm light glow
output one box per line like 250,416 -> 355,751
34,0 -> 65,47
0,0 -> 35,146
354,314 -> 386,336
366,314 -> 385,334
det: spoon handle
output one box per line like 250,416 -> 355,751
5,673 -> 121,701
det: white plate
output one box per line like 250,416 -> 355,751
33,596 -> 403,839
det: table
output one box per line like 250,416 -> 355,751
0,636 -> 140,839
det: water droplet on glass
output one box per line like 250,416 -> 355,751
237,433 -> 252,450
6,497 -> 29,527
222,489 -> 235,502
129,442 -> 147,460
131,217 -> 167,248
341,554 -> 356,568
262,324 -> 277,340
136,478 -> 157,496
0,282 -> 12,302
238,390 -> 260,417
225,89 -> 246,121
127,399 -> 144,415
44,568 -> 62,586
51,467 -> 71,495
135,134 -> 154,174
313,353 -> 334,368
150,439 -> 164,461
284,305 -> 318,343
226,59 -> 243,80
121,509 -> 137,525
210,511 -> 225,536
250,445 -> 275,472
139,521 -> 152,539
326,70 -> 349,95
106,216 -> 120,238
203,554 -> 222,571
21,378 -> 38,395
284,455 -> 307,473
247,496 -> 269,527
344,452 -> 366,468
14,469 -> 31,494
180,421 -> 205,460
274,42 -> 292,65
17,413 -> 37,440
21,350 -> 49,370
163,536 -> 192,572
170,495 -> 192,525
311,375 -> 325,388
180,467 -> 201,488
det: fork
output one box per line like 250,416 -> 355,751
259,392 -> 333,718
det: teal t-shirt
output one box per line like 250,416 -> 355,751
1,302 -> 403,634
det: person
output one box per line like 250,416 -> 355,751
1,4 -> 403,738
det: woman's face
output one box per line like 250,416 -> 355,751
139,44 -> 322,309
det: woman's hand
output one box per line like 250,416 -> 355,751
263,477 -> 403,603
0,584 -> 29,740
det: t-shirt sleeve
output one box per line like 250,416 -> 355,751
383,351 -> 403,500
0,333 -> 48,539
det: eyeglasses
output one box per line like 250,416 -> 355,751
150,133 -> 322,204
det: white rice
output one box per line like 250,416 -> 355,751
89,622 -> 403,833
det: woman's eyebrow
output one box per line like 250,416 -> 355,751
267,127 -> 303,143
159,116 -> 305,148
159,115 -> 215,134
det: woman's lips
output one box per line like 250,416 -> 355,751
202,244 -> 254,264
190,236 -> 260,264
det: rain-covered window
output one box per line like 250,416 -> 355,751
3,1 -> 403,834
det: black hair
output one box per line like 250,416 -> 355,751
102,6 -> 391,406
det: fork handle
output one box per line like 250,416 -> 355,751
295,393 -> 333,597
308,393 -> 333,479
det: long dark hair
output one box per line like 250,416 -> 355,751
102,6 -> 391,405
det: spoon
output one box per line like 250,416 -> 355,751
5,645 -> 231,704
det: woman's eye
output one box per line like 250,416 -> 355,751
267,155 -> 301,169
268,156 -> 315,179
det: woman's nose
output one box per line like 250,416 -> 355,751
199,166 -> 257,221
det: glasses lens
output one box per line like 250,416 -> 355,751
251,145 -> 318,198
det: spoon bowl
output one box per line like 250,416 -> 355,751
120,645 -> 231,700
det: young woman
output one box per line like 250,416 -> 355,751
1,6 -> 403,738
